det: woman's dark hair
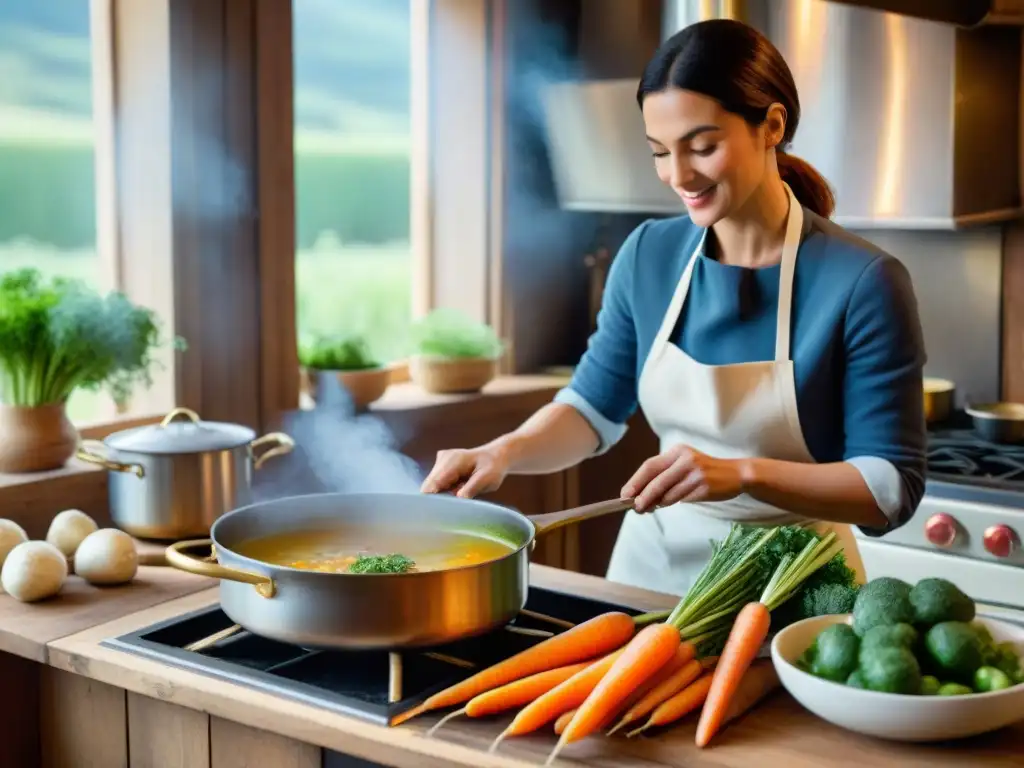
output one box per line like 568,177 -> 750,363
637,19 -> 835,219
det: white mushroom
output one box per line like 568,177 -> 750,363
46,509 -> 99,558
0,519 -> 28,570
1,541 -> 67,602
73,529 -> 139,586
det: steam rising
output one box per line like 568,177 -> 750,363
256,376 -> 424,500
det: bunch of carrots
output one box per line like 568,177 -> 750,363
395,524 -> 845,764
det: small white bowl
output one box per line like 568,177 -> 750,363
771,613 -> 1024,742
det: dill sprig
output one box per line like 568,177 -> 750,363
0,268 -> 183,407
347,553 -> 415,574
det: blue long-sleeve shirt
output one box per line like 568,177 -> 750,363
555,208 -> 928,536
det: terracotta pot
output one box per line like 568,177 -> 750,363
300,367 -> 391,411
0,403 -> 79,474
408,355 -> 498,394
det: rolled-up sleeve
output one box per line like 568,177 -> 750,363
553,222 -> 648,455
841,255 -> 928,536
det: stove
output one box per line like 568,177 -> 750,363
854,411 -> 1024,616
102,586 -> 642,726
925,411 -> 1024,490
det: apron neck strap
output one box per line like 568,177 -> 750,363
652,184 -> 804,358
774,183 -> 803,362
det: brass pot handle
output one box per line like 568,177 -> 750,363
250,432 -> 296,470
75,439 -> 145,478
165,539 -> 276,598
161,407 -> 201,427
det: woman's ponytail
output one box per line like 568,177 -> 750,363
777,150 -> 835,219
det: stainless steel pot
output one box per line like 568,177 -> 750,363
164,492 -> 632,650
965,402 -> 1024,444
76,407 -> 294,540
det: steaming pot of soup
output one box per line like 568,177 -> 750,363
164,491 -> 631,650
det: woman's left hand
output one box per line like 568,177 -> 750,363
621,445 -> 746,512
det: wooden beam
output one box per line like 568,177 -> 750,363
108,0 -> 297,430
254,0 -> 299,428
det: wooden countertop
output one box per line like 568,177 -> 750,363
0,542 -> 212,662
0,563 -> 1008,767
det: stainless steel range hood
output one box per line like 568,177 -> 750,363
541,0 -> 1023,229
825,0 -> 1024,27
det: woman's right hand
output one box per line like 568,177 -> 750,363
420,443 -> 511,498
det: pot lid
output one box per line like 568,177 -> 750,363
105,407 -> 256,454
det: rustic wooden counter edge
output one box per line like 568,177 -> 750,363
33,564 -> 1023,768
42,564 -> 674,768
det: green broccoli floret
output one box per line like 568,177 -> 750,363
988,641 -> 1024,685
859,646 -> 922,694
800,583 -> 859,618
937,682 -> 973,696
909,578 -> 975,626
811,624 -> 860,682
852,578 -> 915,636
767,543 -> 860,629
924,621 -> 984,684
974,666 -> 1013,692
919,675 -> 941,695
860,623 -> 919,656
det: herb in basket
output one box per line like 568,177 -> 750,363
0,268 -> 183,407
298,334 -> 380,371
410,309 -> 503,359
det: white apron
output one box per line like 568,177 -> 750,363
606,184 -> 867,595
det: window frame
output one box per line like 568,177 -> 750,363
68,0 -> 510,436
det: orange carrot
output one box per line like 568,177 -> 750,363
627,672 -> 715,737
489,648 -> 625,751
607,657 -> 703,736
548,622 -> 681,761
695,601 -> 771,748
720,660 -> 780,727
392,611 -> 636,726
426,661 -> 590,736
553,708 -> 576,735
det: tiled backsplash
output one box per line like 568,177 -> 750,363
852,227 -> 1004,406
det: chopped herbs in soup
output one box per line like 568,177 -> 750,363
237,527 -> 515,574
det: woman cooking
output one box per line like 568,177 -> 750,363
421,19 -> 927,593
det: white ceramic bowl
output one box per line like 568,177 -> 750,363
771,613 -> 1024,742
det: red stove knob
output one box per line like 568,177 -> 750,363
983,525 -> 1020,559
924,513 -> 959,548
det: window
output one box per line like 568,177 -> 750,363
293,0 -> 413,365
0,2 -> 111,423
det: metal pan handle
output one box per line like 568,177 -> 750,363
75,439 -> 145,477
250,432 -> 296,470
165,539 -> 276,598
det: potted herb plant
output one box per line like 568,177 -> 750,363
0,268 -> 180,474
408,309 -> 504,394
298,334 -> 391,411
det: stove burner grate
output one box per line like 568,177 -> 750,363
927,428 -> 1024,485
101,586 -> 644,725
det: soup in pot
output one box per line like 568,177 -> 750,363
236,526 -> 516,574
